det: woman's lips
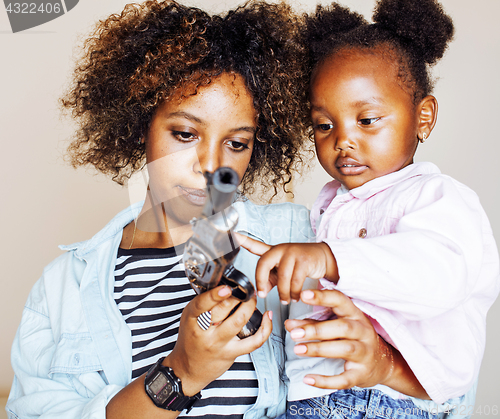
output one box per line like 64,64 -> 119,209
336,157 -> 368,176
178,186 -> 207,206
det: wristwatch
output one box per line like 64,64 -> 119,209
144,357 -> 202,413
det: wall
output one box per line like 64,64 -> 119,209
1,0 -> 499,414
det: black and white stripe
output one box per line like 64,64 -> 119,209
197,310 -> 212,331
114,246 -> 258,418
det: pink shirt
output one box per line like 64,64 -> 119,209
287,162 -> 500,405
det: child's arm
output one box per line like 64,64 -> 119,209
235,232 -> 338,304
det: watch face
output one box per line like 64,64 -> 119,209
148,371 -> 173,403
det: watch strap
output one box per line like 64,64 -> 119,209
145,357 -> 201,413
164,390 -> 201,412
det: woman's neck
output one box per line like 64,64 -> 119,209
121,194 -> 194,249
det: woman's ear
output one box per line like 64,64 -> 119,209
417,95 -> 438,142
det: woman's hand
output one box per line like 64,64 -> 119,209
287,289 -> 429,399
106,285 -> 272,418
165,285 -> 273,396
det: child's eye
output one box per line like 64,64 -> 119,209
359,117 -> 380,126
315,123 -> 334,131
227,140 -> 249,152
172,131 -> 196,141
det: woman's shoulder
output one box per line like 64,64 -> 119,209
59,202 -> 142,257
234,198 -> 309,216
36,203 -> 141,293
233,199 -> 313,244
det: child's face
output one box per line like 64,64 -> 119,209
310,49 -> 420,190
145,72 -> 256,229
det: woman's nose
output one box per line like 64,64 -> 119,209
193,141 -> 223,174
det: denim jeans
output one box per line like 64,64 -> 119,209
278,389 -> 438,419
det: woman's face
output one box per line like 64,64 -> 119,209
145,72 -> 256,229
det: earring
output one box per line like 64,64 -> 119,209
419,133 -> 427,143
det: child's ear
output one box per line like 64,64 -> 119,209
417,95 -> 438,141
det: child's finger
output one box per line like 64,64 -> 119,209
254,247 -> 284,298
300,288 -> 366,321
234,232 -> 271,256
234,232 -> 275,298
288,318 -> 365,344
301,370 -> 357,390
289,262 -> 310,303
274,254 -> 295,304
284,318 -> 316,332
291,336 -> 364,361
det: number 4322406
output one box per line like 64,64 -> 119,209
6,3 -> 62,14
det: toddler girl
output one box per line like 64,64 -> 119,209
240,0 -> 500,417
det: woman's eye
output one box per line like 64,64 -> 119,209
172,131 -> 196,141
359,117 -> 380,126
227,140 -> 249,151
315,123 -> 334,131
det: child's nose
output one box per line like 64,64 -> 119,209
334,126 -> 355,150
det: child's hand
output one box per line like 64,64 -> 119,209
285,289 -> 389,390
285,289 -> 429,399
235,233 -> 338,304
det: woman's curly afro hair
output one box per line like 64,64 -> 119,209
304,0 -> 454,104
62,0 -> 309,197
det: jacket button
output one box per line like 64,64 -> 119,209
358,228 -> 367,238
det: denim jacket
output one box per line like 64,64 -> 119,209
6,199 -> 314,419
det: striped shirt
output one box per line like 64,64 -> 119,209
114,246 -> 259,418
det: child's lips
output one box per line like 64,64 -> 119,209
336,157 -> 367,175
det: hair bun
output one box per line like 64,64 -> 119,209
306,3 -> 367,65
373,0 -> 454,65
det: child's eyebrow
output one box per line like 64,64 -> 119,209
353,97 -> 386,108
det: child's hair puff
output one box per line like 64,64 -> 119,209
305,0 -> 454,104
304,3 -> 367,70
373,0 -> 454,66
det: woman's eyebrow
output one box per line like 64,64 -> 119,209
165,111 -> 256,134
230,126 -> 256,134
165,111 -> 204,124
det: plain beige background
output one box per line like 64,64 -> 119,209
1,0 -> 499,416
